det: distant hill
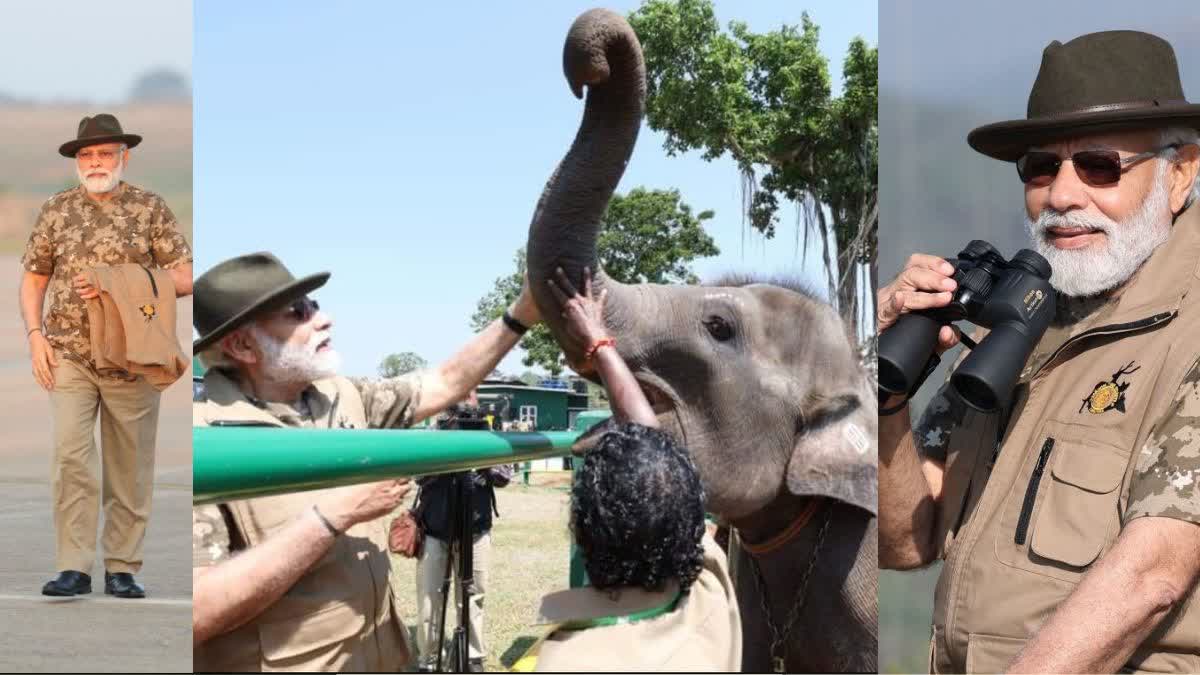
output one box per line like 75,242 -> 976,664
0,103 -> 191,251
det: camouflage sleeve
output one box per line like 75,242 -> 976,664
912,382 -> 970,463
20,202 -> 54,274
349,371 -> 425,429
149,196 -> 192,269
1124,360 -> 1200,525
193,504 -> 233,567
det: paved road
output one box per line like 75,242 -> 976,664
0,256 -> 192,673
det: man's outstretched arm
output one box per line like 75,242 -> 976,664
413,279 -> 540,424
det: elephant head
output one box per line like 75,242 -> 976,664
525,9 -> 877,529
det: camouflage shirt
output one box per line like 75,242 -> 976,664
192,372 -> 424,568
1126,358 -> 1200,523
21,182 -> 191,365
914,364 -> 1200,525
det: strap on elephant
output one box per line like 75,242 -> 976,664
739,497 -> 821,557
746,502 -> 833,673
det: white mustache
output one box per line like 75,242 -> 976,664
1033,210 -> 1114,237
306,332 -> 331,353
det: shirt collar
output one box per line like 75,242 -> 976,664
533,581 -> 681,627
75,181 -> 129,207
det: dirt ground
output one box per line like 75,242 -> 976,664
0,255 -> 192,673
390,479 -> 573,672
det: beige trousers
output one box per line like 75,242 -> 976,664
50,357 -> 160,574
416,532 -> 491,665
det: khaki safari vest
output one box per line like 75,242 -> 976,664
193,371 -> 410,672
931,204 -> 1200,674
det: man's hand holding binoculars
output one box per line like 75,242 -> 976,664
878,253 -> 961,356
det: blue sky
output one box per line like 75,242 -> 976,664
194,0 -> 876,377
0,0 -> 191,101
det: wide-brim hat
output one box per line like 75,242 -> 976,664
193,252 -> 330,352
968,30 -> 1200,161
58,113 -> 143,158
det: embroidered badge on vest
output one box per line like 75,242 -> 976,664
1079,361 -> 1141,414
139,303 -> 157,321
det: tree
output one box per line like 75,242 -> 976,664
628,1 -> 878,337
378,351 -> 427,378
472,188 -> 719,374
128,68 -> 191,103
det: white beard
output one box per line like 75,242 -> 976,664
1024,164 -> 1173,298
76,158 -> 124,194
249,325 -> 341,386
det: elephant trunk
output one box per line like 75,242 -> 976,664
526,9 -> 645,365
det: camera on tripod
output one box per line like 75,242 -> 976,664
878,240 -> 1056,412
438,403 -> 491,431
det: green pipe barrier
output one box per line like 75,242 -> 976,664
193,427 -> 580,505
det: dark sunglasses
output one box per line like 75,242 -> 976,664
279,297 -> 320,322
1016,143 -> 1181,186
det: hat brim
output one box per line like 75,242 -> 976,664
192,271 -> 331,352
59,134 -> 143,158
968,102 -> 1200,161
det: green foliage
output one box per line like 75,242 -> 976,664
378,351 -> 427,378
472,188 -> 718,374
628,0 -> 878,323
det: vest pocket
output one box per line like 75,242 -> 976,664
259,601 -> 367,671
965,632 -> 1025,674
1028,440 -> 1125,568
994,421 -> 1130,581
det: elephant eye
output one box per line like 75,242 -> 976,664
703,315 -> 734,342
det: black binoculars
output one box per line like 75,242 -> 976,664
878,240 -> 1056,412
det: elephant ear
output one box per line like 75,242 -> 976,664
786,394 -> 878,516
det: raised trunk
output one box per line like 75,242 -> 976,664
526,9 -> 646,363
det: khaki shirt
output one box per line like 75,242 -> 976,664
21,183 -> 191,366
914,204 -> 1200,673
520,534 -> 742,672
192,368 -> 423,672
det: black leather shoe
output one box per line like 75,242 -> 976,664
41,570 -> 92,596
104,572 -> 145,599
469,657 -> 485,673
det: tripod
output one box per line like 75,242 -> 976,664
432,472 -> 477,673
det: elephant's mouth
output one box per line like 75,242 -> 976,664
636,374 -> 677,417
570,372 -> 684,455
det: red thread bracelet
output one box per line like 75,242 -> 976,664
585,337 -> 617,362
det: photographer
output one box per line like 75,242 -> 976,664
190,253 -> 540,672
413,396 -> 512,673
878,32 -> 1200,674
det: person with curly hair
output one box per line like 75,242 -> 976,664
511,268 -> 741,672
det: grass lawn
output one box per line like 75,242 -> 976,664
390,476 -> 574,672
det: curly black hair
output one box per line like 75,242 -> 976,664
570,423 -> 707,595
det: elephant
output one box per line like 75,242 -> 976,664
524,9 -> 879,673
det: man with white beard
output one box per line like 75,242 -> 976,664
877,32 -> 1200,673
20,114 -> 193,599
190,252 -> 542,672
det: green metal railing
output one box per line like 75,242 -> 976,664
193,427 -> 582,505
193,410 -> 612,587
